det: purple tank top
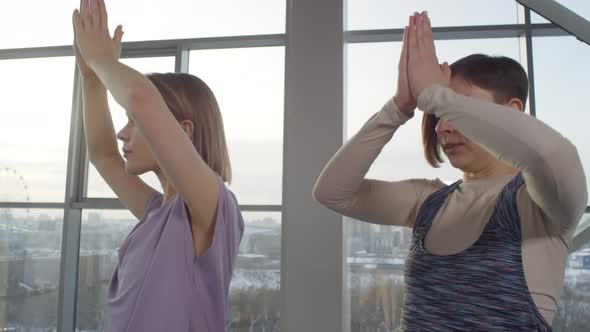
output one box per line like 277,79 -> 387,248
107,177 -> 244,331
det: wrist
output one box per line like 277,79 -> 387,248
88,56 -> 118,73
393,95 -> 416,117
82,74 -> 104,88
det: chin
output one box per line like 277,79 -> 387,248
447,155 -> 469,170
125,163 -> 147,176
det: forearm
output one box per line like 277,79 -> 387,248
90,59 -> 158,114
313,98 -> 411,206
82,77 -> 119,161
418,84 -> 587,227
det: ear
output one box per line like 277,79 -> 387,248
179,120 -> 194,138
505,97 -> 524,112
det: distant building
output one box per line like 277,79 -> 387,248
570,248 -> 590,269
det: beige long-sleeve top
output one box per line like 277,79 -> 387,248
314,84 -> 588,324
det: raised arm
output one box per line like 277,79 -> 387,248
408,13 -> 588,231
313,98 -> 442,227
314,17 -> 443,227
73,1 -> 154,220
418,85 -> 587,230
73,0 -> 219,233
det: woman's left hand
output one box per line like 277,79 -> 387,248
73,0 -> 123,69
407,12 -> 451,99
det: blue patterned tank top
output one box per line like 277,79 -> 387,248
400,173 -> 552,331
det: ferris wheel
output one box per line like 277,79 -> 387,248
0,166 -> 31,222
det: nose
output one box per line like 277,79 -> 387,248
435,118 -> 456,135
116,125 -> 129,141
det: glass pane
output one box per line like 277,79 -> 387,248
76,209 -> 136,331
229,212 -> 281,331
189,47 -> 284,205
346,38 -> 521,330
532,0 -> 590,23
86,56 -> 176,198
578,215 -> 590,233
0,0 -> 78,49
107,0 -> 285,42
0,0 -> 284,49
347,0 -> 519,31
0,209 -> 63,330
533,36 -> 590,205
0,57 -> 74,202
76,210 -> 281,331
553,215 -> 590,332
346,219 -> 409,331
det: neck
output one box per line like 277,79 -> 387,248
463,160 -> 518,182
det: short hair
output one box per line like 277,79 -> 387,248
422,54 -> 529,167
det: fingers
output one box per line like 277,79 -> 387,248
80,0 -> 88,17
408,13 -> 418,56
399,25 -> 409,64
418,12 -> 428,51
442,62 -> 451,80
401,27 -> 408,56
90,0 -> 100,27
422,13 -> 436,57
97,0 -> 108,30
81,0 -> 91,29
73,9 -> 84,34
415,13 -> 424,51
113,25 -> 124,44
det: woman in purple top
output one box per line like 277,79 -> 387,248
72,0 -> 244,330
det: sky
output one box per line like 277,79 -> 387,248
0,0 -> 589,215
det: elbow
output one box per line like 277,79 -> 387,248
312,175 -> 338,208
312,177 -> 354,213
552,144 -> 588,228
312,178 -> 328,205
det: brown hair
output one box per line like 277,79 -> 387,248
147,73 -> 232,182
422,54 -> 529,167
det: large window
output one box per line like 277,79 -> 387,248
0,209 -> 63,330
190,47 -> 284,329
0,56 -> 73,330
2,1 -> 589,331
79,47 -> 284,329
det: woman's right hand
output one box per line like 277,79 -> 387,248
72,0 -> 123,81
394,14 -> 417,117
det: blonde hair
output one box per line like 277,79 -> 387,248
147,73 -> 232,183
